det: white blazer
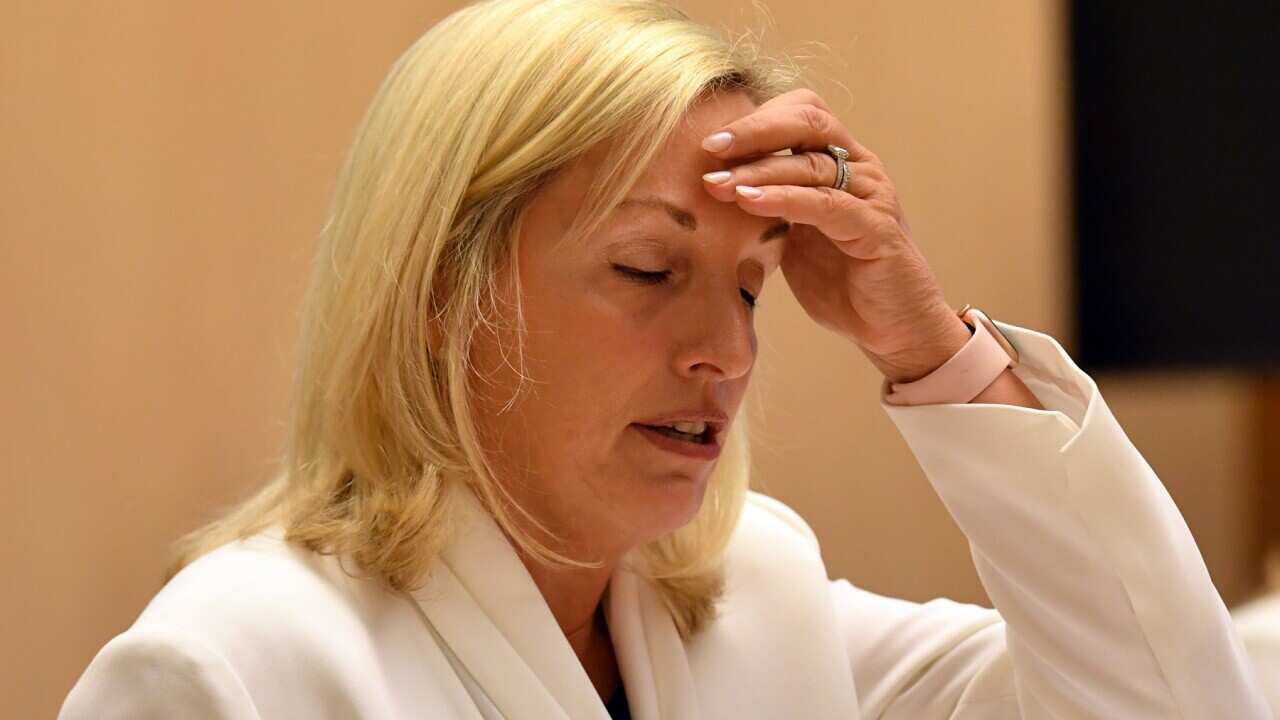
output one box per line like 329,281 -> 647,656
1233,594 -> 1280,717
60,322 -> 1269,719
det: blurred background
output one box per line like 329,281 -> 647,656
3,1 -> 1276,716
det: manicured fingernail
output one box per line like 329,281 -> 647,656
702,170 -> 732,184
702,131 -> 733,152
735,185 -> 763,199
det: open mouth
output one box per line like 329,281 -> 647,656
637,424 -> 714,445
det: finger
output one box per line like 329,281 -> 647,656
702,103 -> 877,164
702,153 -> 881,201
755,88 -> 834,115
730,184 -> 893,257
745,89 -> 881,171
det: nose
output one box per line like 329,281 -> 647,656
673,282 -> 757,382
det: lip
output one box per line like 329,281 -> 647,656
631,423 -> 723,460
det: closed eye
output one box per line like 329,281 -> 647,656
611,265 -> 758,309
612,264 -> 670,284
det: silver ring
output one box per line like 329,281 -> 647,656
826,144 -> 851,192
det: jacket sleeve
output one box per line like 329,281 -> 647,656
59,625 -> 261,720
836,320 -> 1268,719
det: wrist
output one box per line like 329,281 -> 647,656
970,367 -> 1044,409
879,306 -> 1040,408
871,315 -> 974,384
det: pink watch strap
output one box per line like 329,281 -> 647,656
883,308 -> 1014,406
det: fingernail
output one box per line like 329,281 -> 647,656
702,131 -> 733,152
735,185 -> 763,199
702,170 -> 732,184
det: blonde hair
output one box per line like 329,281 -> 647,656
166,0 -> 801,640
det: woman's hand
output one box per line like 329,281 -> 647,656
700,89 -> 973,384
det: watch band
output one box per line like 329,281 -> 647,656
883,305 -> 1018,406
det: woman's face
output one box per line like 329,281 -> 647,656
470,92 -> 787,560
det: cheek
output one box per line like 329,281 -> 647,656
507,262 -> 678,427
515,295 -> 652,418
557,287 -> 666,359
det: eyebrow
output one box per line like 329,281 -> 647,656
617,196 -> 791,243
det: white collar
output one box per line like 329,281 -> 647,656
407,482 -> 698,719
407,482 -> 859,719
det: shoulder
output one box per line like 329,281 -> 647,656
719,491 -> 828,590
134,526 -> 397,642
60,623 -> 259,718
741,490 -> 821,551
63,527 -> 428,717
687,490 -> 846,700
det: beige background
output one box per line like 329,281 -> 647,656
1,1 -> 1261,716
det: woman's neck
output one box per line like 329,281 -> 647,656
569,602 -> 622,701
515,548 -> 621,700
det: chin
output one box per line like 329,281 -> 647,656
630,471 -> 709,539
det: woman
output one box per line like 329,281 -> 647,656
60,0 -> 1267,717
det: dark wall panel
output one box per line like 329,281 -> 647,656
1071,2 -> 1280,371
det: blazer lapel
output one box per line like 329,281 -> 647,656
409,485 -> 610,720
604,566 -> 701,720
411,561 -> 564,718
409,485 -> 853,720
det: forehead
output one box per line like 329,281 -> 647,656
643,90 -> 761,178
536,91 -> 770,236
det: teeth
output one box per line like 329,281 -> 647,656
668,421 -> 708,435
